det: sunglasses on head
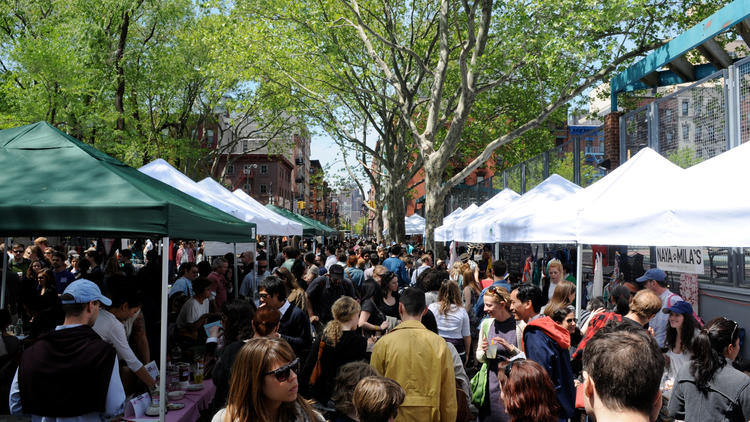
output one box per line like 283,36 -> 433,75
724,317 -> 739,341
504,359 -> 523,378
264,358 -> 300,382
487,285 -> 508,297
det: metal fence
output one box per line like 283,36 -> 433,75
495,126 -> 606,193
618,56 -> 750,286
621,70 -> 729,167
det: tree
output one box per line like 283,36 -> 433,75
232,0 -> 425,244
238,0 -> 717,251
0,0 -> 300,176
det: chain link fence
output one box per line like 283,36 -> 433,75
651,71 -> 728,167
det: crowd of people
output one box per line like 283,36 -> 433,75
1,236 -> 749,422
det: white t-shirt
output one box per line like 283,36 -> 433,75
93,309 -> 143,372
176,298 -> 209,328
428,302 -> 470,339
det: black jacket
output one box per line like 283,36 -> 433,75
279,302 -> 312,361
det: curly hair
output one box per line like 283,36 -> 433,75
322,296 -> 360,347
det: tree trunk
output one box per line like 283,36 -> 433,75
382,175 -> 407,244
375,207 -> 384,243
114,10 -> 129,131
423,157 -> 446,253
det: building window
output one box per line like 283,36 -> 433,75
682,100 -> 689,116
260,184 -> 267,194
664,109 -> 672,123
242,140 -> 248,152
243,183 -> 251,193
261,164 -> 268,174
682,124 -> 689,141
243,164 -> 254,174
226,164 -> 234,175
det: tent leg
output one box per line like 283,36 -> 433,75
575,243 -> 583,322
1,237 -> 9,308
233,243 -> 239,299
494,243 -> 500,261
159,236 -> 169,422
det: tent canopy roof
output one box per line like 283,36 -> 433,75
265,204 -> 336,236
0,122 -> 254,241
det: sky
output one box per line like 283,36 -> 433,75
310,126 -> 377,193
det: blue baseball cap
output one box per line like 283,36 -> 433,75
61,279 -> 112,306
636,268 -> 666,283
662,300 -> 694,315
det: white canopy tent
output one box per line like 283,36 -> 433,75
491,174 -> 582,243
452,188 -> 520,243
434,203 -> 479,241
575,149 -> 683,246
231,189 -> 309,237
495,148 -> 683,245
666,141 -> 750,247
405,214 -> 426,235
197,177 -> 303,236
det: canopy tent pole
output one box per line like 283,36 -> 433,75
159,237 -> 169,422
494,242 -> 500,261
233,243 -> 239,299
1,237 -> 9,308
575,243 -> 583,322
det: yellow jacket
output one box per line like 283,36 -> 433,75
370,320 -> 457,422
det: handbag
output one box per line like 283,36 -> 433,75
308,337 -> 326,386
470,318 -> 492,407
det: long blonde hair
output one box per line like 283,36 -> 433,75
224,338 -> 316,422
543,280 -> 575,317
437,281 -> 462,315
322,296 -> 360,347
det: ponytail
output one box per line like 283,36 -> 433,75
323,320 -> 343,347
689,317 -> 738,393
323,296 -> 360,347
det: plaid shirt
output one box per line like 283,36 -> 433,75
571,311 -> 622,360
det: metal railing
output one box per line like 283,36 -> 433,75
619,56 -> 750,286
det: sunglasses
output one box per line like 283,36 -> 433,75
488,285 -> 508,298
724,317 -> 739,341
504,359 -> 523,378
13,250 -> 23,254
264,358 -> 299,382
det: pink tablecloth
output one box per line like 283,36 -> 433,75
140,379 -> 216,422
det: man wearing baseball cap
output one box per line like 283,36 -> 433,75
10,279 -> 126,420
636,268 -> 683,348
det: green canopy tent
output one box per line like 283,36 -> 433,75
0,122 -> 255,240
0,121 -> 255,421
266,204 -> 324,236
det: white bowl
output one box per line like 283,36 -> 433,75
167,390 -> 186,400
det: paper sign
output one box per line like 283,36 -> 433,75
144,361 -> 159,380
679,273 -> 700,315
125,392 -> 151,418
656,247 -> 706,274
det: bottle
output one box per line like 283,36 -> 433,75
15,319 -> 23,336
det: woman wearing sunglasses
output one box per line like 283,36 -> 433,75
669,317 -> 750,422
213,337 -> 323,422
475,285 -> 523,422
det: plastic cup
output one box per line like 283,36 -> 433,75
487,340 -> 498,359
